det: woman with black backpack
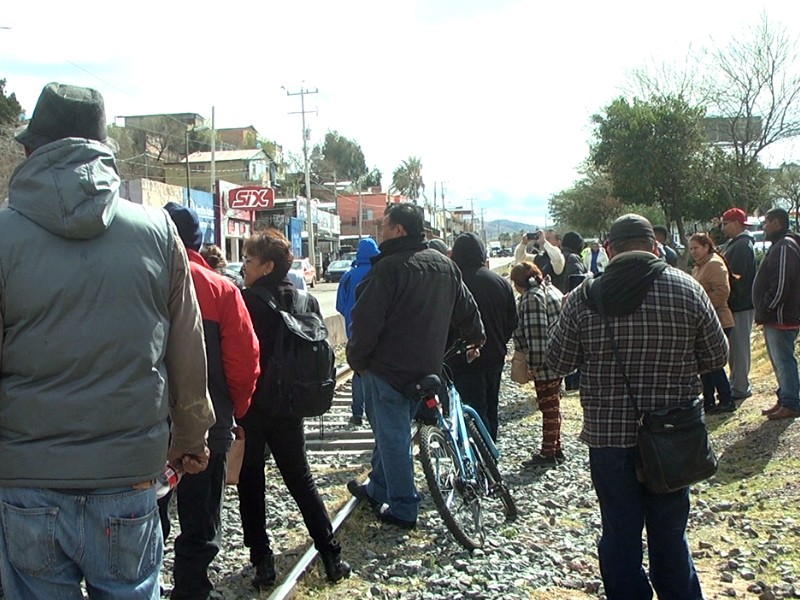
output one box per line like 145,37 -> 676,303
236,230 -> 350,589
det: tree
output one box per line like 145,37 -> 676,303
390,156 -> 424,203
548,168 -> 622,235
630,15 -> 800,212
0,79 -> 23,126
591,95 -> 709,244
773,163 -> 800,229
0,80 -> 26,201
310,131 -> 368,184
706,15 -> 800,210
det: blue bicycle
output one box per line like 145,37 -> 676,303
411,341 -> 518,550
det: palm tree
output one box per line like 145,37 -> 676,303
390,156 -> 425,204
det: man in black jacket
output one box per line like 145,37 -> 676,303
448,232 -> 518,441
721,208 -> 757,400
753,208 -> 800,420
346,204 -> 485,529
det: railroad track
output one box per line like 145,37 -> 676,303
303,366 -> 375,458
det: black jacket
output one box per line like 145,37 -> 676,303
242,272 -> 322,409
549,249 -> 586,293
447,232 -> 517,369
346,235 -> 485,392
753,231 -> 800,327
723,232 -> 756,312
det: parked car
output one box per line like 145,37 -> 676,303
750,230 -> 772,253
225,261 -> 243,278
291,258 -> 316,287
325,259 -> 352,283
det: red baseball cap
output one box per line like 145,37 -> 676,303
721,208 -> 754,225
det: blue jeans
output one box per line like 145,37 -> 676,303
764,326 -> 800,412
352,372 -> 365,418
701,369 -> 733,406
363,371 -> 421,522
589,448 -> 703,600
0,486 -> 161,599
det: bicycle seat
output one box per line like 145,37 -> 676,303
404,374 -> 441,400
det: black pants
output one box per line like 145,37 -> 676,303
158,450 -> 227,600
237,408 -> 338,563
452,363 -> 503,441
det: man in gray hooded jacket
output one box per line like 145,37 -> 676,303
0,82 -> 215,599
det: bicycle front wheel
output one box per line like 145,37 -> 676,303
418,424 -> 484,550
466,415 -> 518,520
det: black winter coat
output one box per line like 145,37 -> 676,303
346,235 -> 485,392
447,232 -> 517,369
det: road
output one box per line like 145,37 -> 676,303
309,257 -> 514,320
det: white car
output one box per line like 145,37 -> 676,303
290,258 -> 316,287
750,231 -> 772,253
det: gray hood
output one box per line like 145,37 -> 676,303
8,137 -> 119,240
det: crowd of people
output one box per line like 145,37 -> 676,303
2,80 -> 799,600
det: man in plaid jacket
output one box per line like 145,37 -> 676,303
547,214 -> 727,600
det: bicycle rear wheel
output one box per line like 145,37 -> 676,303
466,416 -> 518,520
417,424 -> 485,550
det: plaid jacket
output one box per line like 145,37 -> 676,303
513,281 -> 563,381
547,263 -> 728,448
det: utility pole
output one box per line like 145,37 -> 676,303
286,85 -> 319,266
470,198 -> 475,233
440,182 -> 447,244
184,128 -> 191,205
210,106 -> 216,194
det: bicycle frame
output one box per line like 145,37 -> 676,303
431,379 -> 500,484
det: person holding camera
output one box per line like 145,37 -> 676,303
514,230 -> 564,282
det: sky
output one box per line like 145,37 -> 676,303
3,0 -> 800,226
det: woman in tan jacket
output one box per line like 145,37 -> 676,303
689,232 -> 736,413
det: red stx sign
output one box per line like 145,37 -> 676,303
227,186 -> 275,210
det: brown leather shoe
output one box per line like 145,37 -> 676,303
767,406 -> 800,420
761,402 -> 781,416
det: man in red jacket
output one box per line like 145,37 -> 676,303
161,203 -> 261,600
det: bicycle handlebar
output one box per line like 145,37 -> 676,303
444,339 -> 481,362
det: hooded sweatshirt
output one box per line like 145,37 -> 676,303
448,232 -> 518,367
0,138 -> 214,487
336,238 -> 380,337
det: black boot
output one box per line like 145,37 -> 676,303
252,553 -> 276,590
320,550 -> 351,583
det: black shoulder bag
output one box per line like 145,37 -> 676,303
588,279 -> 718,494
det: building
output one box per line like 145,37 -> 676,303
164,149 -> 275,194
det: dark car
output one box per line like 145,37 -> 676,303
325,259 -> 352,283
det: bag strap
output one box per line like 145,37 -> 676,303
250,286 -> 281,314
589,279 -> 641,420
251,286 -> 309,316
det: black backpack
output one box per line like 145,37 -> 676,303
251,288 -> 335,418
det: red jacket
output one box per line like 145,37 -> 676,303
187,250 -> 260,452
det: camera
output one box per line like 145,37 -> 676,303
527,231 -> 541,240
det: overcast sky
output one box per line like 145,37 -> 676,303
3,0 -> 800,225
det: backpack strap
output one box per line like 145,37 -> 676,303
249,286 -> 281,314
